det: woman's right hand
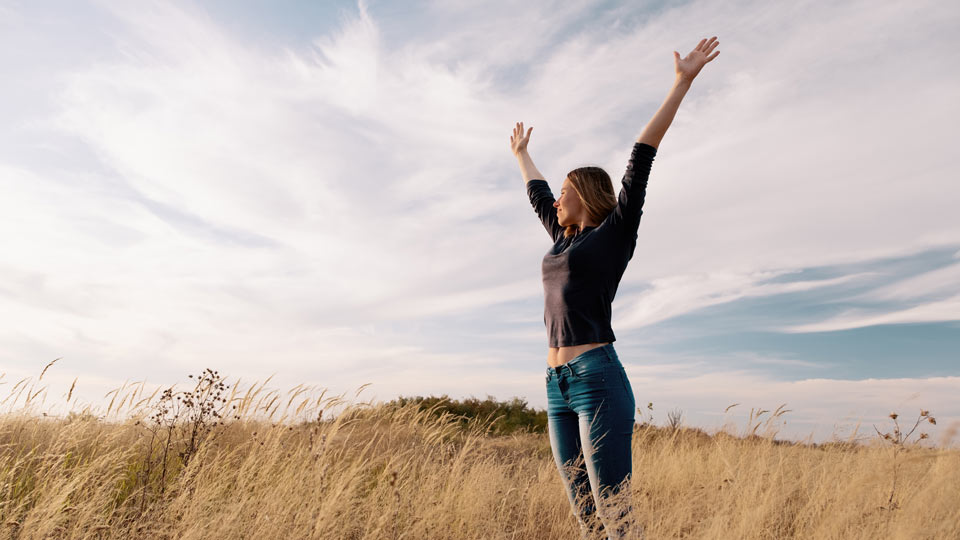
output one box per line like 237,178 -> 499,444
510,121 -> 533,157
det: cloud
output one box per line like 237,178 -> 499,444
615,269 -> 871,329
856,262 -> 960,303
779,293 -> 960,333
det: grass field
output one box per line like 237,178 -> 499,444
0,367 -> 957,539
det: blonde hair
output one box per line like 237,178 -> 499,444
562,166 -> 616,238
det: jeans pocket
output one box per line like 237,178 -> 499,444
572,364 -> 606,384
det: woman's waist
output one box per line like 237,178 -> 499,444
547,342 -> 613,368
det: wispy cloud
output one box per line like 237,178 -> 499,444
616,270 -> 871,329
856,261 -> 960,303
779,293 -> 960,333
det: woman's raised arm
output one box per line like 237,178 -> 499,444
637,36 -> 720,149
605,37 -> 720,237
512,122 -> 565,241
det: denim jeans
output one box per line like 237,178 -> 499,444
545,343 -> 638,540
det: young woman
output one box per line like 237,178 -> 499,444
510,36 -> 720,539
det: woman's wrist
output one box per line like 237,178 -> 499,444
667,75 -> 693,104
674,73 -> 695,87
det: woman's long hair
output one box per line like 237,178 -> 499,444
562,166 -> 617,238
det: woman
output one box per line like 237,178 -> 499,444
510,36 -> 719,539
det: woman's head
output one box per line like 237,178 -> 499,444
554,166 -> 617,238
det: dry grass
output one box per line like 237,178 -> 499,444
0,368 -> 958,539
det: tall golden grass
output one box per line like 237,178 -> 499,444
0,364 -> 957,539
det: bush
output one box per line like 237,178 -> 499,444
384,394 -> 547,435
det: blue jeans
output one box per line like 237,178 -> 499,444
546,343 -> 638,539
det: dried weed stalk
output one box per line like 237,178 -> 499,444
873,409 -> 937,510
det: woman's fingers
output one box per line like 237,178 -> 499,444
509,123 -> 532,154
705,38 -> 719,62
513,123 -> 529,137
687,37 -> 719,64
511,122 -> 527,149
695,36 -> 718,53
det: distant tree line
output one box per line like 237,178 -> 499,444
384,394 -> 548,435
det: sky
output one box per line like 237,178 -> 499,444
1,0 -> 958,444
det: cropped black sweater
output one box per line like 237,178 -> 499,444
526,142 -> 657,347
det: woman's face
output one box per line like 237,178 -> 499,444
554,178 -> 584,226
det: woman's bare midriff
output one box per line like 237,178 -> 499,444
547,342 -> 611,368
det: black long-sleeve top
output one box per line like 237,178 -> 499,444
526,142 -> 657,348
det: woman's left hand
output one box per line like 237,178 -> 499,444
674,36 -> 719,82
